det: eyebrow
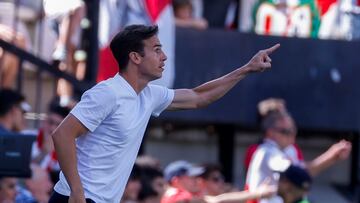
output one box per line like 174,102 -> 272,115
154,44 -> 162,48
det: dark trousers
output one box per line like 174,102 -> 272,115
48,191 -> 95,203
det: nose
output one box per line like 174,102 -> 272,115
161,51 -> 167,61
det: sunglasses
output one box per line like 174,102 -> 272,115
209,175 -> 224,183
272,127 -> 296,136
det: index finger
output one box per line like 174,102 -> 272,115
265,43 -> 280,55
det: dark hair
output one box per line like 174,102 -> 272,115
199,163 -> 222,179
138,167 -> 164,201
110,24 -> 159,71
0,89 -> 25,116
48,97 -> 71,118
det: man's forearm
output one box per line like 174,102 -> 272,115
193,65 -> 251,107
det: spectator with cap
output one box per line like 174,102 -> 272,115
277,165 -> 312,203
161,160 -> 204,203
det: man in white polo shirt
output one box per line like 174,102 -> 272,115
50,24 -> 280,203
245,111 -> 352,203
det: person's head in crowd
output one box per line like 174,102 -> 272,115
0,177 -> 18,203
138,167 -> 166,203
197,163 -> 225,196
261,111 -> 296,149
122,164 -> 142,202
164,160 -> 204,194
278,165 -> 312,203
0,89 -> 30,132
173,0 -> 193,20
42,96 -> 71,136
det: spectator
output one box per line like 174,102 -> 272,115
172,0 -> 208,30
0,24 -> 27,89
31,97 -> 71,184
121,164 -> 142,203
0,88 -> 30,133
245,111 -> 351,203
161,160 -> 204,203
198,163 -> 276,203
0,177 -> 18,203
197,163 -> 225,196
138,167 -> 166,203
277,165 -> 312,203
43,0 -> 86,106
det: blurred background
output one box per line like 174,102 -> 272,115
0,0 -> 360,202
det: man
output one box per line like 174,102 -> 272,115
0,88 -> 30,134
31,97 -> 71,184
0,177 -> 18,203
50,24 -> 280,203
245,111 -> 351,203
161,160 -> 204,203
277,164 -> 312,203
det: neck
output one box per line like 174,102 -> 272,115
119,66 -> 149,94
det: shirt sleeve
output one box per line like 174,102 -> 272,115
70,83 -> 116,132
148,84 -> 174,117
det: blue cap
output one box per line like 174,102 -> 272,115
281,165 -> 312,190
164,160 -> 204,182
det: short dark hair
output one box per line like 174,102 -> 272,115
199,163 -> 222,179
0,89 -> 25,117
110,24 -> 159,71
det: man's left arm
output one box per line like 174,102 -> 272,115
167,44 -> 280,110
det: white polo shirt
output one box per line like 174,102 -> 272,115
54,74 -> 174,203
245,139 -> 305,203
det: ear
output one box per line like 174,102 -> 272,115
129,52 -> 142,65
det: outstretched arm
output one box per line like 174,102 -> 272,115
306,139 -> 352,176
167,44 -> 280,110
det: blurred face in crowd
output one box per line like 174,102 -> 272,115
0,178 -> 18,203
175,175 -> 200,194
198,171 -> 225,196
11,104 -> 26,132
43,112 -> 64,136
151,176 -> 167,197
270,116 -> 296,149
123,179 -> 142,201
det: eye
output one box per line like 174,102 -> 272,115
155,47 -> 162,53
